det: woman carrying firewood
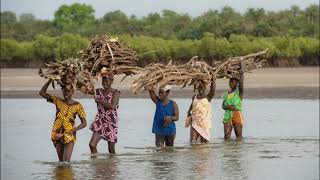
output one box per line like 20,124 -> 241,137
222,62 -> 245,140
186,74 -> 216,143
39,79 -> 87,162
145,85 -> 179,147
89,72 -> 120,154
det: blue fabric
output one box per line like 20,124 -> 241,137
152,100 -> 176,135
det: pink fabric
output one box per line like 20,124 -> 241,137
90,88 -> 119,142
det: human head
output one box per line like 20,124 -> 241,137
229,77 -> 239,89
197,82 -> 207,96
102,73 -> 114,89
159,85 -> 171,101
61,85 -> 74,100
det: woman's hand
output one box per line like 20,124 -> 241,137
163,116 -> 172,127
69,128 -> 76,136
55,133 -> 64,140
95,98 -> 103,105
145,85 -> 155,91
225,105 -> 237,111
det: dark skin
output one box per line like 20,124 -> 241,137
187,74 -> 216,143
222,62 -> 245,140
89,76 -> 120,154
39,79 -> 87,162
145,85 -> 179,146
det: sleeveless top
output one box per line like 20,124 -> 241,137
89,88 -> 119,142
152,99 -> 176,135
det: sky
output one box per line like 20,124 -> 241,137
1,0 -> 319,20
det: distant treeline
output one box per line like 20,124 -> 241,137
1,3 -> 319,67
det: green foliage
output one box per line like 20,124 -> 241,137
53,3 -> 95,33
1,39 -> 18,61
1,11 -> 17,24
1,39 -> 34,61
33,35 -> 56,59
0,3 -> 319,66
0,35 -> 318,66
53,33 -> 88,59
1,4 -> 319,40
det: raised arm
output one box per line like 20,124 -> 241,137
145,85 -> 159,104
239,61 -> 245,100
207,74 -> 216,102
39,79 -> 52,100
96,90 -> 120,110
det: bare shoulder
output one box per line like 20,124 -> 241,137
172,100 -> 178,107
113,89 -> 121,95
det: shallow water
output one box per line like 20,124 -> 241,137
1,98 -> 319,180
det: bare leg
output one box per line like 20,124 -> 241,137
191,127 -> 200,143
108,141 -> 116,154
189,127 -> 192,143
165,135 -> 175,147
234,124 -> 243,140
89,132 -> 101,154
200,136 -> 208,143
63,142 -> 74,162
55,143 -> 64,162
155,134 -> 165,147
224,122 -> 233,140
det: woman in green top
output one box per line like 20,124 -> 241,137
222,66 -> 244,140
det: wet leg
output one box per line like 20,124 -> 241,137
108,141 -> 116,154
224,122 -> 233,140
89,132 -> 101,154
63,142 -> 74,162
234,123 -> 243,140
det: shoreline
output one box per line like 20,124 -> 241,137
1,67 -> 319,99
1,87 -> 319,99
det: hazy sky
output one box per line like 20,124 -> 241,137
1,0 -> 319,20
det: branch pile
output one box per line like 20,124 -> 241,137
38,58 -> 95,94
80,35 -> 140,76
214,49 -> 268,79
130,57 -> 216,93
130,49 -> 268,93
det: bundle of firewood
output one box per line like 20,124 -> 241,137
130,57 -> 216,93
80,35 -> 139,76
130,49 -> 268,93
214,49 -> 268,79
38,58 -> 95,94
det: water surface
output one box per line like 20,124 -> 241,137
1,98 -> 319,180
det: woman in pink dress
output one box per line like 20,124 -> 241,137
89,73 -> 120,154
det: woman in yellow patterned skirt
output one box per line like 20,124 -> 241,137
39,79 -> 87,162
187,74 -> 216,143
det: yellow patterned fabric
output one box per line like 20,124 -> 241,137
48,96 -> 86,146
190,96 -> 212,141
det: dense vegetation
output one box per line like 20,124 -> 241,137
1,3 -> 319,67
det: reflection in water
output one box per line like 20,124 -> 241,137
190,144 -> 214,179
2,99 -> 319,179
89,155 -> 118,180
181,144 -> 214,179
150,148 -> 178,180
220,140 -> 247,179
52,164 -> 75,180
